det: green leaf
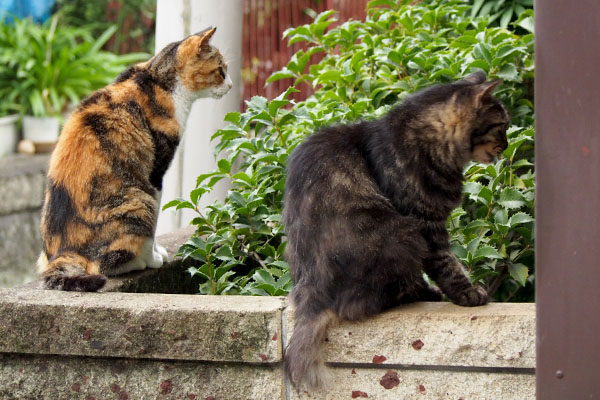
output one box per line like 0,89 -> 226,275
315,70 -> 342,85
190,186 -> 209,206
367,0 -> 396,8
499,8 -> 514,29
498,188 -> 526,209
468,59 -> 490,73
451,35 -> 479,48
517,16 -> 534,33
496,63 -> 519,82
508,212 -> 534,226
269,260 -> 289,269
471,0 -> 485,17
254,269 -> 276,286
478,187 -> 493,205
473,43 -> 493,66
266,69 -> 297,83
224,112 -> 241,125
268,100 -> 290,117
463,181 -> 483,197
215,246 -> 235,262
495,45 -> 523,60
451,243 -> 468,260
228,191 -> 246,207
467,237 -> 482,256
162,199 -> 183,210
175,201 -> 195,210
475,245 -> 503,259
196,172 -> 223,187
494,208 -> 509,225
465,219 -> 491,230
218,159 -> 232,174
246,96 -> 268,111
90,25 -> 118,53
508,263 -> 529,286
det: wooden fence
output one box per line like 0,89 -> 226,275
242,0 -> 368,107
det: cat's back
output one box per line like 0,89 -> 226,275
48,64 -> 178,194
286,121 -> 370,189
285,119 -> 392,219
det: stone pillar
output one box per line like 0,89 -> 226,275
154,0 -> 242,235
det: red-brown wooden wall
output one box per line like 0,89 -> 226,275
241,0 -> 368,108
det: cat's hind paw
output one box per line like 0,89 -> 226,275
452,285 -> 488,307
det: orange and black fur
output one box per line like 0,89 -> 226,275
283,72 -> 510,388
38,27 -> 232,291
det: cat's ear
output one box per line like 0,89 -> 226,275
472,79 -> 502,106
198,27 -> 216,47
462,71 -> 486,84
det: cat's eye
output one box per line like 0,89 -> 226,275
218,67 -> 225,79
473,122 -> 504,138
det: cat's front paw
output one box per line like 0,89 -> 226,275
451,285 -> 488,307
147,242 -> 168,269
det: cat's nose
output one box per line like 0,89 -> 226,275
225,74 -> 233,90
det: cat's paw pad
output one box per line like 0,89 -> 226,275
453,286 -> 488,307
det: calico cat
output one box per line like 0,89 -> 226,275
283,71 -> 510,388
38,27 -> 232,291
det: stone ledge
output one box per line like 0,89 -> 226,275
0,289 -> 285,363
285,302 -> 535,369
0,286 -> 535,399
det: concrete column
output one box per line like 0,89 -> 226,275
154,0 -> 242,235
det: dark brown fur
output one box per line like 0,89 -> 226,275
283,72 -> 510,388
38,27 -> 232,291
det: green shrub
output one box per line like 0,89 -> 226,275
167,0 -> 535,301
0,15 -> 148,117
469,0 -> 533,29
53,0 -> 156,54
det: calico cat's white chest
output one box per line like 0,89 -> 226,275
172,81 -> 196,132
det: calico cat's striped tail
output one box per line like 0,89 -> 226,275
38,252 -> 107,292
285,308 -> 337,389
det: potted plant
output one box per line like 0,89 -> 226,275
0,19 -> 22,156
0,104 -> 20,157
5,15 -> 148,149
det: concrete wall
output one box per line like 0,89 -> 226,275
1,229 -> 535,400
0,154 -> 48,288
0,288 -> 535,399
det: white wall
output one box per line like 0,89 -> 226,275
155,0 -> 242,235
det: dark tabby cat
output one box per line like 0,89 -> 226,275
283,71 -> 509,388
38,27 -> 232,291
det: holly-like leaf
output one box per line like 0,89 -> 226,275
498,188 -> 527,209
508,263 -> 529,286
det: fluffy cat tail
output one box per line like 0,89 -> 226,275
285,308 -> 337,389
38,252 -> 107,292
